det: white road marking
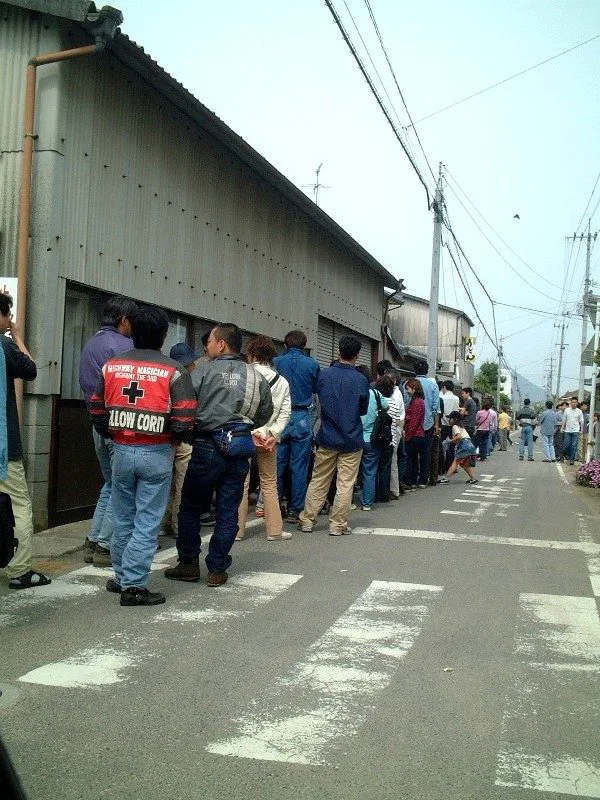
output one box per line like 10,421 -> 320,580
205,580 -> 442,765
454,499 -> 519,508
556,463 -> 570,485
355,528 -> 600,554
19,648 -> 134,688
0,581 -> 99,628
496,593 -> 600,797
16,571 -> 303,687
577,514 -> 600,598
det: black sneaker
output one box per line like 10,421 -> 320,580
120,587 -> 166,606
286,509 -> 301,522
83,538 -> 96,564
106,578 -> 122,594
199,512 -> 216,527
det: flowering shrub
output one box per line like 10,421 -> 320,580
576,460 -> 600,488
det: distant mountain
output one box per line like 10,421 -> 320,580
513,373 -> 547,404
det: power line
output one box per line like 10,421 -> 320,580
324,0 -> 432,206
492,300 -> 569,318
412,32 -> 600,125
574,169 -> 600,234
362,0 -> 437,184
444,168 -> 569,292
444,181 -> 563,303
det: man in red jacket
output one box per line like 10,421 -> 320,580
90,307 -> 196,606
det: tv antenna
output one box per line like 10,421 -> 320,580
302,163 -> 330,206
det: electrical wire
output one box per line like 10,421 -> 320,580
492,301 -> 567,318
444,168 -> 569,292
574,169 -> 600,234
362,0 -> 437,185
412,33 -> 600,125
324,0 -> 432,206
444,182 -> 563,303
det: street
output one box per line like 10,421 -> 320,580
1,447 -> 599,800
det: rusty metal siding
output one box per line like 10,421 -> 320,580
53,49 -> 384,351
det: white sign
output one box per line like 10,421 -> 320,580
465,335 -> 476,363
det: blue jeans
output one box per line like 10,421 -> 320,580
475,430 -> 491,460
519,426 -> 534,458
110,443 -> 173,590
541,433 -> 555,460
276,410 -> 313,512
563,431 -> 579,462
89,427 -> 114,547
359,442 -> 380,506
178,439 -> 250,573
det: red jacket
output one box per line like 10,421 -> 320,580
404,396 -> 425,441
90,348 -> 196,445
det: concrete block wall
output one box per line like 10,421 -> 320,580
22,394 -> 52,531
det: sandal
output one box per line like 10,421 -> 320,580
234,535 -> 246,541
9,570 -> 52,590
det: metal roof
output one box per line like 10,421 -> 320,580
4,0 -> 399,289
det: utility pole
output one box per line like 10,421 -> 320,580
546,357 -> 553,400
586,297 -> 600,462
427,163 -> 443,377
554,316 -> 567,404
496,337 -> 503,409
577,222 -> 598,402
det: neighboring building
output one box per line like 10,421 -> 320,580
384,293 -> 474,385
0,0 -> 398,527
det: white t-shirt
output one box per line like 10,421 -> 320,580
562,407 -> 583,433
441,391 -> 460,425
452,424 -> 471,441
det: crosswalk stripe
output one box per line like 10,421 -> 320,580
205,580 -> 442,764
495,593 -> 600,797
355,528 -> 600,554
17,571 -> 302,688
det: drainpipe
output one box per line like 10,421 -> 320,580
15,6 -> 123,423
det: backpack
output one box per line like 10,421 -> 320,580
0,491 -> 17,568
370,389 -> 393,448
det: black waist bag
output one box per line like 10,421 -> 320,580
0,491 -> 17,568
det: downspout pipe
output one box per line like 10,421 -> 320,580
15,6 -> 122,421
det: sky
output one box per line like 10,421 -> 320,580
113,0 -> 600,394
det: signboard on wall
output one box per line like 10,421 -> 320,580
464,336 -> 476,363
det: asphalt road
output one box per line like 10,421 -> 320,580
1,444 -> 599,800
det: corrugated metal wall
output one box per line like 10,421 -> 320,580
52,45 -> 383,351
316,316 -> 373,369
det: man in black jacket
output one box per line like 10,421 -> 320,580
0,294 -> 51,589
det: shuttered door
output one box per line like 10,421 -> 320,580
317,316 -> 374,369
317,317 -> 336,367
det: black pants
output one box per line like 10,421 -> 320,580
406,436 -> 426,486
376,442 -> 394,502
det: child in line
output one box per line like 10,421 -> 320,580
439,411 -> 478,484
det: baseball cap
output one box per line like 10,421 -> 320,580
169,342 -> 198,366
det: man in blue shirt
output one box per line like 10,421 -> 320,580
414,360 -> 440,486
274,330 -> 320,521
298,335 -> 369,536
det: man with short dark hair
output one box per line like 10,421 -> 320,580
90,306 -> 196,606
561,396 -> 584,466
274,329 -> 320,521
165,323 -> 273,587
517,398 -> 536,461
79,295 -> 138,566
0,294 -> 51,589
298,335 -> 369,535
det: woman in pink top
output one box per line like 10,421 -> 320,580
475,398 -> 494,461
403,378 -> 425,491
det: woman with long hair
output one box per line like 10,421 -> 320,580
403,378 -> 425,491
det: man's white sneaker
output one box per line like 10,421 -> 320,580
267,532 -> 293,541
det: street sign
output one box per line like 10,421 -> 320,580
464,336 -> 476,363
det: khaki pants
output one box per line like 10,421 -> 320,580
162,442 -> 192,534
238,446 -> 282,537
299,447 -> 362,532
0,461 -> 34,579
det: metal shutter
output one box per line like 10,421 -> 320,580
317,316 -> 374,369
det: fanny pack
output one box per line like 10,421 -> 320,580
210,423 -> 256,459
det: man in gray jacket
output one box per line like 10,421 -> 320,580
165,323 -> 273,586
